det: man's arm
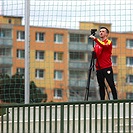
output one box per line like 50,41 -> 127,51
89,35 -> 112,47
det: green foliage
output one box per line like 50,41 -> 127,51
0,73 -> 47,103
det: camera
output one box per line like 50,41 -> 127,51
91,29 -> 97,36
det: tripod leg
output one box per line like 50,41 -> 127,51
84,58 -> 94,101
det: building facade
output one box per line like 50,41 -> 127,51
0,16 -> 133,102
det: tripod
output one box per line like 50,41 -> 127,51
84,32 -> 110,101
84,50 -> 96,101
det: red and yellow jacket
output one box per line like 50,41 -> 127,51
93,38 -> 112,70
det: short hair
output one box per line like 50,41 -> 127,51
100,26 -> 109,34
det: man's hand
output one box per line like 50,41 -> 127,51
89,35 -> 96,39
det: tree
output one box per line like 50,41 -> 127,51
0,73 -> 47,103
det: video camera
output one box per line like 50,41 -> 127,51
91,29 -> 97,36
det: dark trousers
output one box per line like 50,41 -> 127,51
96,67 -> 118,100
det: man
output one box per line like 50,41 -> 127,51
89,27 -> 118,100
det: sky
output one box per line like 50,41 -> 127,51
0,0 -> 133,32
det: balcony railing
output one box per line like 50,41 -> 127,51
0,57 -> 12,65
0,100 -> 133,133
69,62 -> 89,69
0,38 -> 12,46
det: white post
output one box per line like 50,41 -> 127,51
25,0 -> 30,104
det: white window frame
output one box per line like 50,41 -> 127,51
112,56 -> 117,66
35,50 -> 44,60
54,34 -> 63,44
54,52 -> 63,62
17,31 -> 25,41
109,37 -> 117,48
126,75 -> 133,84
69,52 -> 86,61
126,57 -> 133,67
36,32 -> 45,42
35,69 -> 44,79
17,68 -> 25,75
54,70 -> 63,80
126,39 -> 133,49
54,88 -> 63,99
17,49 -> 25,59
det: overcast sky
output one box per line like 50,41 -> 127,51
0,0 -> 133,32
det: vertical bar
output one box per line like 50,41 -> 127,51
17,107 -> 20,133
112,102 -> 114,133
89,103 -> 92,133
117,102 -> 120,133
73,104 -> 75,133
28,106 -> 30,132
25,0 -> 30,104
22,106 -> 25,133
95,103 -> 97,133
1,107 -> 4,133
84,103 -> 86,133
129,101 -> 131,133
78,104 -> 81,133
100,103 -> 103,133
12,107 -> 14,133
44,106 -> 47,132
106,103 -> 108,133
60,104 -> 64,133
49,105 -> 52,133
67,104 -> 70,133
33,106 -> 36,133
39,105 -> 41,133
123,102 -> 125,133
55,105 -> 57,133
6,107 -> 9,133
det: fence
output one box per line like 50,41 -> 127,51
0,0 -> 133,103
0,99 -> 133,133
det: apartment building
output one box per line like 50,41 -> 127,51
0,15 -> 99,102
1,15 -> 133,102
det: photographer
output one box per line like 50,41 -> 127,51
89,27 -> 118,100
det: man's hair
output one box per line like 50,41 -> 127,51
100,26 -> 109,34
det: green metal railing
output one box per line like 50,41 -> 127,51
0,100 -> 133,133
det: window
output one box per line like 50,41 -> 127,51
0,48 -> 11,56
17,68 -> 25,75
69,70 -> 86,79
36,51 -> 44,60
126,57 -> 133,67
17,31 -> 25,41
54,70 -> 63,80
36,32 -> 45,42
109,38 -> 117,47
0,29 -> 12,38
126,93 -> 133,99
126,75 -> 133,84
0,67 -> 11,75
70,52 -> 85,61
8,19 -> 12,24
35,69 -> 44,79
54,88 -> 63,98
17,49 -> 25,59
126,39 -> 133,49
70,33 -> 86,43
0,30 -> 5,37
113,74 -> 117,83
112,56 -> 117,65
54,52 -> 63,61
54,34 -> 63,43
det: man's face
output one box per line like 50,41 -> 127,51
99,28 -> 108,38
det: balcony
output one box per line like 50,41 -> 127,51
69,62 -> 89,69
69,79 -> 96,88
0,38 -> 12,47
0,57 -> 12,65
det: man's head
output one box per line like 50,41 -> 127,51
99,27 -> 109,39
